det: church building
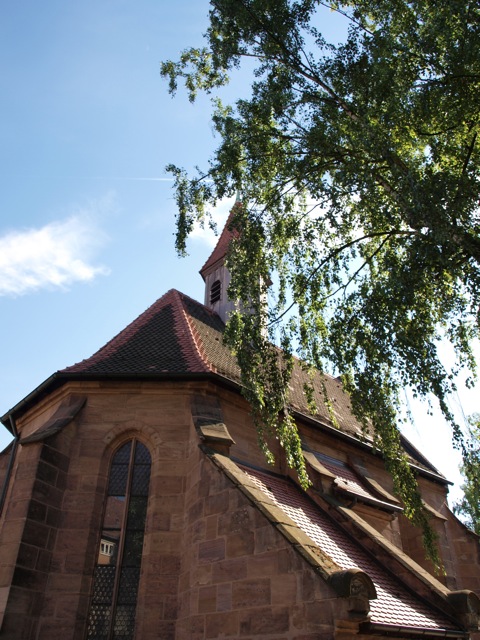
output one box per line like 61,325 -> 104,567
0,215 -> 479,639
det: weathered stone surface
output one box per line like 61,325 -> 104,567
0,376 -> 477,640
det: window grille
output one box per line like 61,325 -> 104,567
210,279 -> 221,304
86,440 -> 151,640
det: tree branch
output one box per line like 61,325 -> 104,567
268,229 -> 420,326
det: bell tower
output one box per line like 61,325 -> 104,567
199,206 -> 238,323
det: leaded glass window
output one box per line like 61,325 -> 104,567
86,440 -> 151,640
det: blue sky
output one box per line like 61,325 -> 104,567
0,1 -> 222,409
0,1 -> 474,501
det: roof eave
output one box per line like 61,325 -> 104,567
199,257 -> 226,281
295,409 -> 450,486
361,622 -> 468,639
1,370 -> 242,430
0,370 -> 453,487
1,373 -> 61,431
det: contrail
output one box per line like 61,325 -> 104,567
85,177 -> 175,182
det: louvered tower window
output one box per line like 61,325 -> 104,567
210,279 -> 221,304
86,440 -> 151,640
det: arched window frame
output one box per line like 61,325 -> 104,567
86,438 -> 151,640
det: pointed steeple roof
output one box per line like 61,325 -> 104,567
199,204 -> 239,280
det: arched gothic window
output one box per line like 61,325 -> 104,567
210,279 -> 221,304
86,439 -> 151,640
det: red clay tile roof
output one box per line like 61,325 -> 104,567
243,466 -> 459,632
59,288 -> 363,435
61,289 -> 214,376
55,288 -> 444,477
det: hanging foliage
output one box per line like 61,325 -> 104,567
161,0 -> 480,566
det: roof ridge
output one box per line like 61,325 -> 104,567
178,293 -> 217,374
170,291 -> 211,373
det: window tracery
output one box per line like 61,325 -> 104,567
86,439 -> 151,640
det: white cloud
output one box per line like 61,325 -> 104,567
0,215 -> 109,296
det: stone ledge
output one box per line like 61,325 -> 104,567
191,395 -> 235,451
20,396 -> 86,445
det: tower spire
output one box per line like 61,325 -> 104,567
199,203 -> 240,323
